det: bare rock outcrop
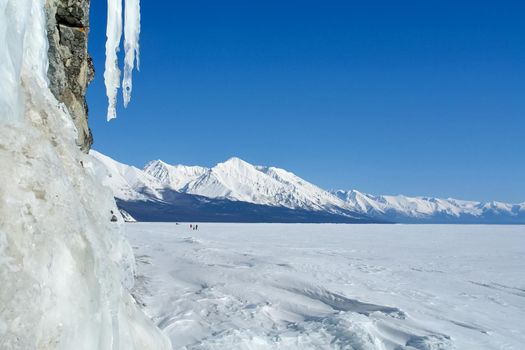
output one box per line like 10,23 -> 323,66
45,0 -> 94,152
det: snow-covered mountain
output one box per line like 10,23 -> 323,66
91,151 -> 525,224
144,159 -> 208,191
332,189 -> 525,224
175,157 -> 350,214
91,152 -> 367,223
142,156 -> 353,215
91,150 -> 164,201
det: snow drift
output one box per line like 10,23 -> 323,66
0,0 -> 169,348
128,223 -> 525,349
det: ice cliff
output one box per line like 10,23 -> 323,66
0,0 -> 170,348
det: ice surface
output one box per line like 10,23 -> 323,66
0,0 -> 169,348
127,223 -> 525,349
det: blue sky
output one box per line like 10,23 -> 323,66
87,0 -> 525,203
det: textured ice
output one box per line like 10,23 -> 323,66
128,223 -> 525,349
0,0 -> 169,348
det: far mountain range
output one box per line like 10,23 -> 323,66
91,151 -> 525,224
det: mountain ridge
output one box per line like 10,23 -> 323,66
90,151 -> 525,224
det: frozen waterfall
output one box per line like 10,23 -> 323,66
0,0 -> 170,348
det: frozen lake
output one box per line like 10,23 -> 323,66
126,223 -> 525,349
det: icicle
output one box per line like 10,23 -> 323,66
123,0 -> 141,107
104,0 -> 141,120
104,0 -> 123,121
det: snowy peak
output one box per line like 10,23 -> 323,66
139,156 -> 352,214
332,189 -> 525,223
179,157 -> 351,212
143,160 -> 208,191
212,157 -> 264,183
219,156 -> 252,168
333,189 -> 385,214
143,160 -> 171,184
184,157 -> 292,205
92,151 -> 525,224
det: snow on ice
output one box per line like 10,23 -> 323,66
128,223 -> 525,349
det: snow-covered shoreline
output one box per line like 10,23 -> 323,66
128,223 -> 525,349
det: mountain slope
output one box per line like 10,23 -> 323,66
179,157 -> 351,214
91,150 -> 163,201
91,151 -> 524,224
116,190 -> 373,223
144,160 -> 208,191
183,157 -> 284,204
91,152 -> 370,223
256,165 -> 348,211
333,190 -> 525,224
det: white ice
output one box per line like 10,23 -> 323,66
128,223 -> 525,349
123,0 -> 141,107
104,0 -> 123,121
0,0 -> 169,348
105,0 -> 141,120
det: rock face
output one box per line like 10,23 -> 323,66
45,0 -> 94,152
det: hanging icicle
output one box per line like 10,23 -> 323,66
104,0 -> 141,121
123,0 -> 141,107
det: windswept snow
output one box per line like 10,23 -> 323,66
128,223 -> 525,349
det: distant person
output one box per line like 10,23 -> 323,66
196,224 -> 199,230
190,224 -> 192,230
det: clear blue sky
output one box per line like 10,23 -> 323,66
86,0 -> 525,203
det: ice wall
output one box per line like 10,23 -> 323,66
0,0 -> 170,348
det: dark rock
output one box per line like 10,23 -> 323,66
45,0 -> 94,152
